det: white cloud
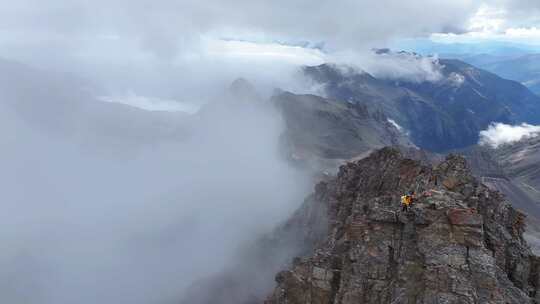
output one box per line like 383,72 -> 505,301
479,122 -> 540,148
447,72 -> 465,87
432,26 -> 540,45
203,39 -> 325,66
504,27 -> 540,40
332,50 -> 444,83
467,4 -> 506,33
99,92 -> 201,113
431,2 -> 540,45
0,0 -> 484,65
0,1 -> 499,105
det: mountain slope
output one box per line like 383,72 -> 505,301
495,136 -> 540,200
265,148 -> 540,303
461,138 -> 540,213
304,57 -> 540,151
272,91 -> 412,172
463,53 -> 540,95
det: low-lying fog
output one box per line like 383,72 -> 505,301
0,70 -> 311,303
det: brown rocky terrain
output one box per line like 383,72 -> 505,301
265,147 -> 540,304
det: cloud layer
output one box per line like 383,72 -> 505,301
0,95 -> 311,304
1,1 -> 525,107
479,123 -> 540,148
99,92 -> 201,113
432,1 -> 540,44
0,1 -> 484,63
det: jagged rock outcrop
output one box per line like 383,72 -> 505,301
265,147 -> 540,304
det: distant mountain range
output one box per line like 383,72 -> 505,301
303,55 -> 540,152
400,40 -> 540,95
460,53 -> 540,95
400,39 -> 540,58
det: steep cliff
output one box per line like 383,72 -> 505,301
266,147 -> 540,304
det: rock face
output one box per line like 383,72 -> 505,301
265,147 -> 540,304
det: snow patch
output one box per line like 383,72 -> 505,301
388,119 -> 403,132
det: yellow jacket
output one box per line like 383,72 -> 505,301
401,195 -> 412,206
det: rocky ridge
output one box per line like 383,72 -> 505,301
265,147 -> 540,304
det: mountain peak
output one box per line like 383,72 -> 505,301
228,77 -> 260,102
266,148 -> 538,303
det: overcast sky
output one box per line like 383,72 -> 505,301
2,0 -> 540,69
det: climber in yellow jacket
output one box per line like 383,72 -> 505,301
401,191 -> 415,211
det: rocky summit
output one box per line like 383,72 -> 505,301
265,147 -> 540,304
